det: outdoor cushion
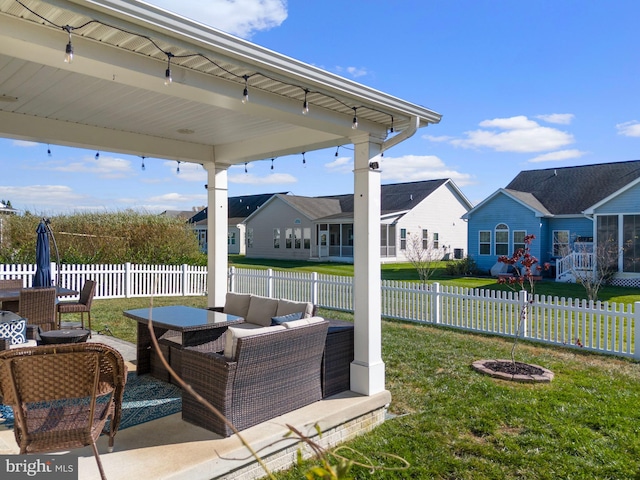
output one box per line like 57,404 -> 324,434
223,325 -> 285,359
271,311 -> 303,326
223,292 -> 252,318
0,318 -> 27,345
245,295 -> 279,327
281,316 -> 326,329
275,299 -> 313,318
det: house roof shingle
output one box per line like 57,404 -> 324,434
505,160 -> 640,214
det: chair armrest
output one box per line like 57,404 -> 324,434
0,337 -> 9,351
26,324 -> 41,341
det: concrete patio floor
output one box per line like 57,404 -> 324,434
0,334 -> 391,480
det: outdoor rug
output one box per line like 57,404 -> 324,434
0,372 -> 181,430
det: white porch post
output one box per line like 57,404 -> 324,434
350,136 -> 385,396
205,164 -> 229,309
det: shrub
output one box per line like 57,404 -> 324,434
444,256 -> 480,277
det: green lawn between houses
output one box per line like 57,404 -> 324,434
90,259 -> 640,479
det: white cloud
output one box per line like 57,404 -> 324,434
229,172 -> 297,185
451,115 -> 574,153
334,66 -> 369,78
379,155 -> 475,186
53,155 -> 134,179
148,192 -> 207,204
163,161 -> 207,182
12,140 -> 38,147
149,0 -> 287,38
529,149 -> 586,163
324,156 -> 353,174
616,121 -> 640,137
0,185 -> 87,211
424,134 -> 455,143
536,113 -> 575,125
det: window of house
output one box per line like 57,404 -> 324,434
294,227 -> 302,249
623,215 -> 640,272
400,229 -> 407,250
246,228 -> 253,248
227,232 -> 236,245
303,228 -> 311,249
422,229 -> 429,249
285,227 -> 292,248
273,228 -> 280,248
433,232 -> 439,249
495,224 -> 509,256
513,230 -> 526,253
552,230 -> 569,257
479,230 -> 491,255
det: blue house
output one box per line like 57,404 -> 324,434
463,160 -> 640,287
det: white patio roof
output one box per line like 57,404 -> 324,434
0,0 -> 441,165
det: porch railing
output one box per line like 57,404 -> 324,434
556,251 -> 595,282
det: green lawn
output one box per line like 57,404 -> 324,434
90,258 -> 640,479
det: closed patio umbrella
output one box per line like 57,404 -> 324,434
33,221 -> 51,287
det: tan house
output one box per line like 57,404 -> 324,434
243,179 -> 472,263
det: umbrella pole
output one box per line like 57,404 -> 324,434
43,218 -> 61,287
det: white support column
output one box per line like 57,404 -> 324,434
205,164 -> 229,309
350,136 -> 385,396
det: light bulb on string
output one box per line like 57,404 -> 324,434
390,116 -> 394,133
242,75 -> 249,104
352,107 -> 358,130
95,151 -> 100,160
141,156 -> 146,171
302,151 -> 306,165
244,163 -> 248,173
302,89 -> 309,115
63,26 -> 73,63
164,52 -> 173,86
335,146 -> 340,157
176,161 -> 181,174
47,145 -> 52,157
270,158 -> 275,170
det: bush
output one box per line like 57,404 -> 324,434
0,211 -> 206,265
444,256 -> 480,277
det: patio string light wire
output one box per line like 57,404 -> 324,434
13,0 -> 396,136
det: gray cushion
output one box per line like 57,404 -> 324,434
246,295 -> 279,327
223,325 -> 285,359
223,292 -> 252,318
271,311 -> 303,326
275,299 -> 314,318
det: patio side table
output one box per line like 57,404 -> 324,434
38,328 -> 90,345
322,319 -> 354,398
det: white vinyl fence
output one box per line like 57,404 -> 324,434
2,263 -> 639,359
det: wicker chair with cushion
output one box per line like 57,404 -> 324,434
18,287 -> 57,333
0,278 -> 23,313
57,280 -> 96,336
181,318 -> 329,437
0,343 -> 127,480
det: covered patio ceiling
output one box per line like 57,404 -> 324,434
0,0 -> 441,166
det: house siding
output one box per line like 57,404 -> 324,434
244,198 -> 314,260
466,193 -> 543,272
395,183 -> 468,262
592,182 -> 640,215
545,217 -> 593,259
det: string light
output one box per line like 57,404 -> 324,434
63,25 -> 73,63
15,0 -> 400,134
141,156 -> 146,171
176,161 -> 181,173
95,151 -> 100,160
335,146 -> 340,157
270,158 -> 274,170
242,75 -> 249,104
164,52 -> 173,86
47,145 -> 52,157
244,162 -> 247,173
302,151 -> 306,165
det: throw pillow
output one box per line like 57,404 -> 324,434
275,299 -> 313,318
271,311 -> 303,326
245,295 -> 279,327
0,318 -> 27,345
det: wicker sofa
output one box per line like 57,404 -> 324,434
181,317 -> 329,436
211,292 -> 317,327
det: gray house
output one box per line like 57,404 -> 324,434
243,179 -> 472,263
463,160 -> 640,287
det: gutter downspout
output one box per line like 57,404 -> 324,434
381,115 -> 420,153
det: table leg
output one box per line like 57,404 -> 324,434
136,322 -> 168,375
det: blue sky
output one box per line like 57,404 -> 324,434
2,0 -> 639,215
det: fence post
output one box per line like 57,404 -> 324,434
519,289 -> 528,339
229,266 -> 236,293
433,282 -> 441,324
267,268 -> 274,298
634,302 -> 640,360
311,272 -> 318,306
181,264 -> 188,296
125,262 -> 131,298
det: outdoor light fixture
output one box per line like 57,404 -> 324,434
176,161 -> 181,173
302,89 -> 309,115
47,145 -> 52,157
164,53 -> 173,86
95,151 -> 100,160
63,26 -> 73,63
141,156 -> 146,171
369,161 -> 379,170
302,151 -> 306,165
335,146 -> 340,157
270,158 -> 274,170
390,115 -> 394,133
244,163 -> 248,173
352,107 -> 358,129
242,75 -> 249,104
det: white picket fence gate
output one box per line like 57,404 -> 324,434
2,263 -> 639,359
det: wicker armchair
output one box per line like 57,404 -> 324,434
0,278 -> 23,313
18,287 -> 57,332
57,280 -> 96,336
0,343 -> 127,480
181,320 -> 329,437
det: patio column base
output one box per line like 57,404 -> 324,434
350,360 -> 385,396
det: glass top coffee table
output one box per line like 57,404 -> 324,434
123,306 -> 244,376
